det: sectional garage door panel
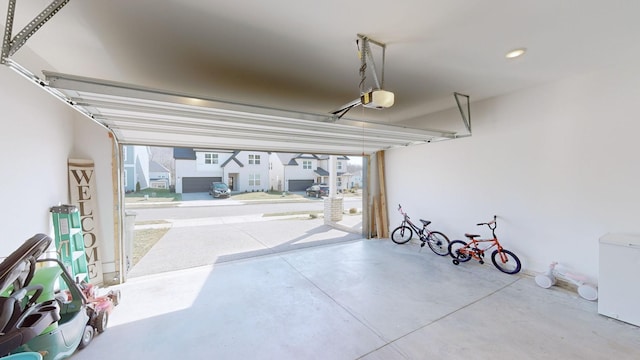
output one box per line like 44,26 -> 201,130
288,180 -> 314,192
182,177 -> 221,193
42,71 -> 457,156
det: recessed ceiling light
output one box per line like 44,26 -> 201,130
505,48 -> 526,59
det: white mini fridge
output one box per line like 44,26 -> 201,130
598,233 -> 640,326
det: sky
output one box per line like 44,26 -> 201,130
348,156 -> 362,164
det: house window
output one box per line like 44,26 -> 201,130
249,173 -> 261,186
337,161 -> 343,171
204,153 -> 218,164
249,154 -> 261,165
303,160 -> 312,170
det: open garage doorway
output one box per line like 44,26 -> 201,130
123,146 -> 365,279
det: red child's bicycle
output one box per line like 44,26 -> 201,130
448,215 -> 521,274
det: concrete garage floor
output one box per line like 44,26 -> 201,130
70,239 -> 639,359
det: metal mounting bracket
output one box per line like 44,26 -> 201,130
454,92 -> 471,134
357,34 -> 387,92
2,0 -> 70,64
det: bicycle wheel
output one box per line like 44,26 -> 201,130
491,249 -> 521,274
426,231 -> 450,256
391,225 -> 413,244
448,240 -> 471,262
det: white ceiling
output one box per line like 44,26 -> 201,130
3,0 -> 640,153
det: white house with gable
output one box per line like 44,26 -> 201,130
269,153 -> 350,192
174,148 -> 270,193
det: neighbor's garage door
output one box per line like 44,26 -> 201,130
182,177 -> 221,193
288,180 -> 314,192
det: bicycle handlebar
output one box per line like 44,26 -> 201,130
477,215 -> 497,229
397,204 -> 409,219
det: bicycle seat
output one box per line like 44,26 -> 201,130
464,233 -> 480,239
420,220 -> 431,226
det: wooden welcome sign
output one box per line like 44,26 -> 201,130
68,158 -> 104,285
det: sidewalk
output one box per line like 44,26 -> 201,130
135,212 -> 362,232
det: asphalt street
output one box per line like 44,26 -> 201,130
127,193 -> 363,221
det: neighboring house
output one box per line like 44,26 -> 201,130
269,153 -> 297,192
350,171 -> 363,189
123,145 -> 151,192
269,153 -> 350,192
174,148 -> 270,193
332,156 -> 352,191
149,160 -> 171,189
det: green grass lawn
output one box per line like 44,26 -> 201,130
125,188 -> 181,202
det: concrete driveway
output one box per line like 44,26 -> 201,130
127,198 -> 364,278
179,192 -> 216,201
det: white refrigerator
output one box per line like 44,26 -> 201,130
598,233 -> 640,326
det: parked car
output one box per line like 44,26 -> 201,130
209,182 -> 231,198
305,185 -> 329,198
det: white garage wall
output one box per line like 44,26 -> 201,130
386,66 -> 640,282
1,48 -> 116,280
71,114 -> 117,278
0,61 -> 74,256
